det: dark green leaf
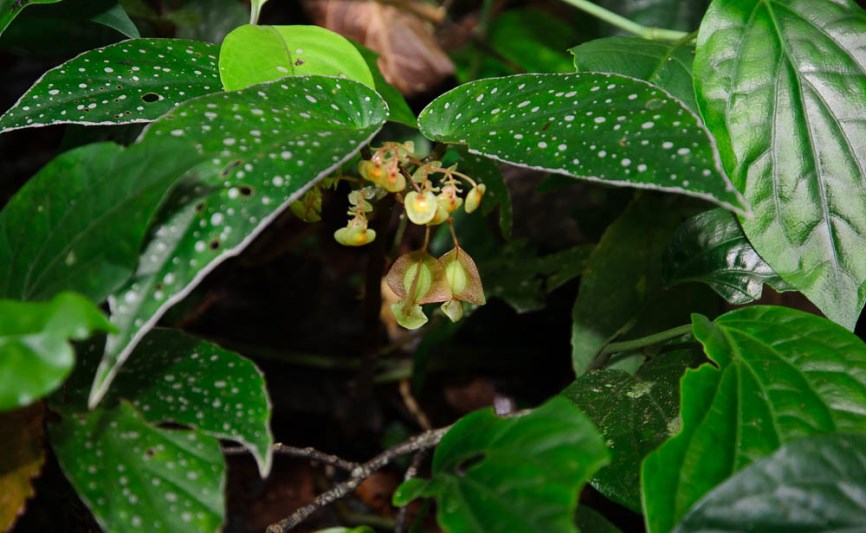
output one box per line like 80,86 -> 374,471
489,8 -> 576,73
453,148 -> 512,240
352,42 -> 416,128
218,24 -> 374,91
0,293 -> 113,411
694,0 -> 866,329
0,140 -> 203,303
51,401 -> 225,532
575,506 -> 622,533
597,0 -> 710,33
89,0 -> 138,38
0,0 -> 59,37
418,73 -> 747,215
675,433 -> 866,532
570,37 -> 697,112
0,39 -> 220,134
642,306 -> 866,533
571,195 -> 697,376
89,76 -> 387,407
663,208 -> 792,304
563,347 -> 703,511
169,0 -> 247,44
393,397 -> 609,533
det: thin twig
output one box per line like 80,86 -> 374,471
395,449 -> 429,533
222,444 -> 359,472
266,426 -> 451,533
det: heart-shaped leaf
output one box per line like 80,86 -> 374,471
0,39 -> 220,134
418,73 -> 748,215
675,433 -> 866,532
218,24 -> 374,91
0,140 -> 203,303
393,397 -> 609,533
663,208 -> 793,304
570,36 -> 697,111
694,0 -> 866,329
562,347 -> 703,512
51,401 -> 225,532
642,306 -> 866,533
0,292 -> 113,410
88,76 -> 387,407
0,0 -> 60,37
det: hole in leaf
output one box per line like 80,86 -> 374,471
209,239 -> 220,250
145,448 -> 156,458
195,201 -> 206,213
295,58 -> 305,66
141,92 -> 162,103
239,185 -> 254,197
455,453 -> 485,477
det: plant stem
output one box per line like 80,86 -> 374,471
599,324 -> 693,356
559,0 -> 689,41
250,0 -> 268,25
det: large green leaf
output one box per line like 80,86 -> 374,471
0,293 -> 113,411
570,37 -> 697,112
663,208 -> 792,304
51,401 -> 225,532
489,8 -> 575,74
0,0 -> 59,37
418,73 -> 748,215
694,0 -> 866,329
352,42 -> 416,128
562,347 -> 703,512
102,329 -> 273,476
89,76 -> 388,407
90,0 -> 139,39
0,39 -> 220,134
0,140 -> 203,303
393,397 -> 609,533
675,433 -> 866,532
571,195 -> 700,376
642,306 -> 866,533
218,24 -> 374,91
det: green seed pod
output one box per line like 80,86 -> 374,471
464,183 -> 487,213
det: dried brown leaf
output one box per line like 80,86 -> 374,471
0,403 -> 45,532
304,0 -> 454,95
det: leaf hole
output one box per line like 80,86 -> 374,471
195,201 -> 207,213
141,92 -> 163,103
209,239 -> 220,250
145,448 -> 155,458
239,185 -> 254,197
455,453 -> 485,477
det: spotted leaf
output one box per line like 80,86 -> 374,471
88,76 -> 388,407
418,73 -> 748,216
51,401 -> 225,533
90,329 -> 273,477
0,39 -> 220,134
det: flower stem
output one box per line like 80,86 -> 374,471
250,0 -> 269,25
559,0 -> 689,41
599,324 -> 694,356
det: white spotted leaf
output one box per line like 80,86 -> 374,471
0,140 -> 204,303
219,24 -> 374,91
418,73 -> 748,216
88,76 -> 388,408
0,39 -> 220,134
0,0 -> 60,38
96,329 -> 273,476
51,401 -> 225,532
694,0 -> 866,329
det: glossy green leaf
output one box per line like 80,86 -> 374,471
570,37 -> 697,112
218,24 -> 374,91
642,306 -> 866,533
0,293 -> 113,411
675,433 -> 866,532
572,195 -> 699,376
575,506 -> 622,533
694,0 -> 866,329
489,8 -> 575,74
51,401 -> 225,532
170,0 -> 246,44
352,42 -> 415,128
90,1 -> 139,39
418,73 -> 748,215
89,76 -> 387,407
0,0 -> 59,37
0,140 -> 203,303
563,347 -> 703,512
393,397 -> 609,533
663,208 -> 792,304
0,39 -> 220,134
454,148 -> 513,240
